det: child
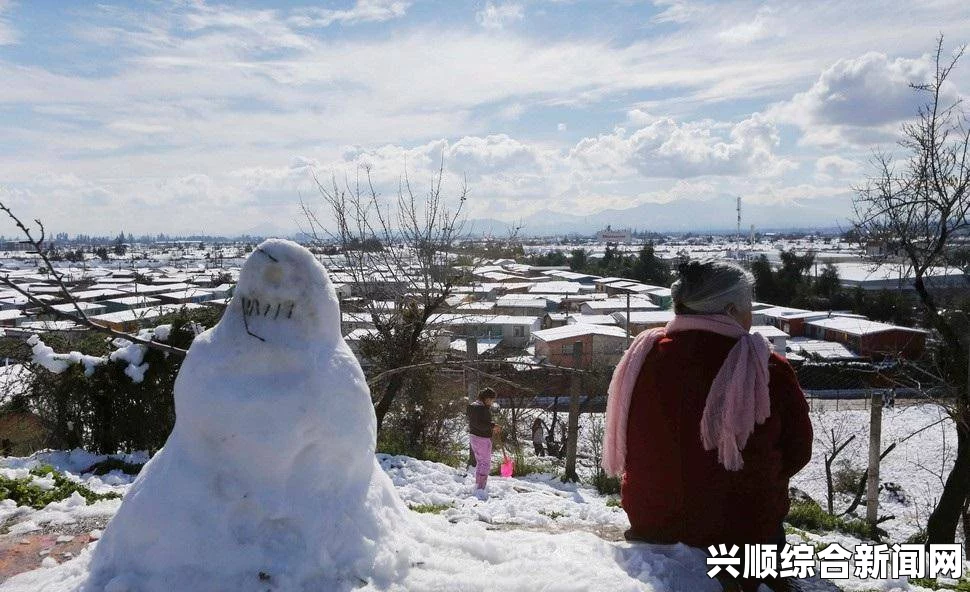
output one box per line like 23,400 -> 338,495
466,388 -> 500,493
531,418 -> 546,456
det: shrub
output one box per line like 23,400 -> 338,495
81,458 -> 145,476
0,465 -> 120,511
27,307 -> 223,454
409,503 -> 452,514
832,463 -> 865,495
589,471 -> 621,495
785,499 -> 877,540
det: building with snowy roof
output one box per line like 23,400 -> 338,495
533,324 -> 629,369
567,314 -> 619,326
528,281 -> 584,295
0,309 -> 24,327
89,304 -> 201,332
787,337 -> 862,362
612,310 -> 676,334
101,296 -> 162,313
44,301 -> 108,318
433,314 -> 540,348
494,298 -> 551,316
68,288 -> 126,302
579,297 -> 658,315
804,316 -> 926,359
157,289 -> 215,305
824,262 -> 967,292
751,325 -> 788,357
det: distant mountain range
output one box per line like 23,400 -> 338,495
466,196 -> 853,237
231,196 -> 853,240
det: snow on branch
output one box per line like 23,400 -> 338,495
26,325 -> 173,384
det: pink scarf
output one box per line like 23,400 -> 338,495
602,314 -> 771,475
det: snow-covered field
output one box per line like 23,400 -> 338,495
0,411 -> 966,592
792,402 -> 958,545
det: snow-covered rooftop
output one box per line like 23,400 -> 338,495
806,316 -> 927,336
533,324 -> 628,341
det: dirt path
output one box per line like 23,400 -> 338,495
0,517 -> 110,583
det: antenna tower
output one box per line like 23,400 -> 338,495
736,196 -> 742,252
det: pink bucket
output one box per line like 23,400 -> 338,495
500,455 -> 514,478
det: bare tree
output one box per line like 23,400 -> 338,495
852,35 -> 970,543
302,164 -> 468,433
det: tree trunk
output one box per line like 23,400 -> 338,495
562,341 -> 583,482
374,374 -> 405,433
926,421 -> 970,543
961,497 -> 970,557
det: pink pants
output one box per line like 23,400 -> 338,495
469,434 -> 492,489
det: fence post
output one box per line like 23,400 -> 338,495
563,341 -> 583,482
465,336 -> 478,404
867,389 -> 883,530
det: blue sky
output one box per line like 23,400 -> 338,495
0,0 -> 967,236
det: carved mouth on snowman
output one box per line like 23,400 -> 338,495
239,296 -> 296,321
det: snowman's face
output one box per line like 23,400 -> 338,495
229,240 -> 341,344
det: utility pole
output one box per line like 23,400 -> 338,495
867,390 -> 884,530
465,336 -> 478,403
736,196 -> 742,256
563,341 -> 583,482
625,290 -> 631,344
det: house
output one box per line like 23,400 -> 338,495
823,262 -> 967,292
612,310 -> 676,334
533,324 -> 629,369
101,296 -> 161,313
89,304 -> 199,332
567,314 -> 619,326
787,337 -> 862,362
753,306 -> 818,336
542,312 -> 569,329
436,314 -> 540,348
156,289 -> 215,305
529,281 -> 584,295
68,288 -> 126,302
804,317 -> 927,359
493,297 -> 550,317
751,325 -> 789,358
0,309 -> 23,327
579,297 -> 658,315
45,301 -> 108,318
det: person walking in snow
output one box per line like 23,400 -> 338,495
602,259 -> 812,592
531,418 -> 546,456
467,388 -> 500,492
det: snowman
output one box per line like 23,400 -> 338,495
82,239 -> 411,592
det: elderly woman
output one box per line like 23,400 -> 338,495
603,260 -> 812,589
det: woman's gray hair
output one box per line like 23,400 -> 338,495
671,259 -> 753,315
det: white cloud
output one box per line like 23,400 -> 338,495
651,0 -> 697,24
569,114 -> 793,179
814,155 -> 862,179
2,1 -> 969,233
772,51 -> 960,147
476,2 -> 524,30
289,0 -> 411,28
717,6 -> 780,45
0,0 -> 19,45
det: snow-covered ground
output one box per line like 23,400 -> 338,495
0,434 -> 965,591
792,402 -> 957,544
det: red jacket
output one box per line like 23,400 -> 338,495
621,329 -> 813,547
